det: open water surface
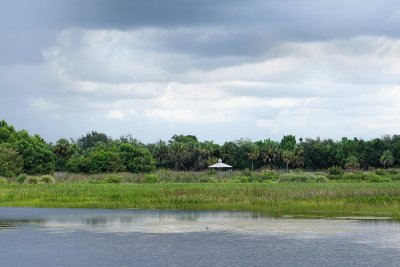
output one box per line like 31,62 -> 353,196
0,207 -> 400,266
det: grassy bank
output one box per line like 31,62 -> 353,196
1,183 -> 400,218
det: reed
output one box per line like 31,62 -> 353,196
1,182 -> 400,218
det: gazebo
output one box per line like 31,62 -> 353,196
208,159 -> 232,170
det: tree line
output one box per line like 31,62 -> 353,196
0,119 -> 399,177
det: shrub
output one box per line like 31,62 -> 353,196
388,169 -> 398,175
327,166 -> 344,175
342,172 -> 368,181
0,145 -> 23,177
278,172 -> 328,183
144,174 -> 160,183
104,174 -> 123,184
26,176 -> 39,184
40,175 -> 55,184
367,174 -> 389,183
198,176 -> 217,183
88,150 -> 125,173
261,171 -> 279,181
16,173 -> 28,184
88,180 -> 102,184
390,174 -> 400,181
326,174 -> 344,181
230,175 -> 250,183
241,169 -> 252,177
0,177 -> 8,184
247,171 -> 278,182
375,169 -> 386,176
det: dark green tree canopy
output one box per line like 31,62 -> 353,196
77,131 -> 111,150
3,119 -> 400,175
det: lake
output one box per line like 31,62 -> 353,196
0,207 -> 399,266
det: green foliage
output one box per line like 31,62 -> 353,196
375,169 -> 386,176
241,169 -> 252,176
198,175 -> 217,183
0,144 -> 23,177
88,149 -> 125,173
144,174 -> 160,183
26,176 -> 40,184
40,175 -> 55,184
280,135 -> 296,151
16,173 -> 28,184
260,170 -> 279,181
66,154 -> 90,173
119,143 -> 156,173
390,174 -> 400,181
279,172 -> 328,183
6,119 -> 400,175
342,172 -> 368,181
230,175 -> 250,183
14,131 -> 55,174
53,138 -> 74,171
380,150 -> 394,169
327,166 -> 344,175
367,174 -> 389,183
345,155 -> 360,170
104,174 -> 123,184
77,131 -> 111,149
257,139 -> 280,169
2,183 -> 400,218
0,177 -> 8,184
340,172 -> 386,182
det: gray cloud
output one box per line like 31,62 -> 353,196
2,1 -> 400,143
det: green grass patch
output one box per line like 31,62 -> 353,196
1,182 -> 400,218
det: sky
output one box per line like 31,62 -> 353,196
1,0 -> 400,144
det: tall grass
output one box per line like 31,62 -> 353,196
1,183 -> 400,218
51,169 -> 400,184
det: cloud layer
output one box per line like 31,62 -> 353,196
1,1 -> 400,142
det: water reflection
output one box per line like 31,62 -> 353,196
1,207 -> 400,238
1,207 -> 400,267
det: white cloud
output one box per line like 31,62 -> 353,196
29,97 -> 59,111
9,29 -> 400,141
105,110 -> 126,120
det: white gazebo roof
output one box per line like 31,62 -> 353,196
208,159 -> 232,168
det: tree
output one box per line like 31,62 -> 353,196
148,140 -> 171,168
282,150 -> 294,170
53,138 -> 74,170
258,139 -> 280,169
280,135 -> 296,151
14,131 -> 55,174
293,146 -> 305,169
380,149 -> 394,169
246,143 -> 259,171
0,144 -> 23,177
345,155 -> 360,171
257,139 -> 280,169
88,149 -> 125,173
77,131 -> 111,149
118,143 -> 156,173
220,142 -> 239,168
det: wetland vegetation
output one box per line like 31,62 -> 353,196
1,182 -> 400,219
2,119 -> 400,217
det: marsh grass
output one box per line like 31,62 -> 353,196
1,182 -> 400,218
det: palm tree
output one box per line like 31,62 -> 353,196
380,150 -> 394,169
345,155 -> 360,171
282,150 -> 294,170
247,145 -> 259,171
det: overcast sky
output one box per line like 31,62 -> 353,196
1,0 -> 400,143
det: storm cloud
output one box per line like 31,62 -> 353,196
1,0 -> 400,143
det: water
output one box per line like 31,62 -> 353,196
0,208 -> 400,266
